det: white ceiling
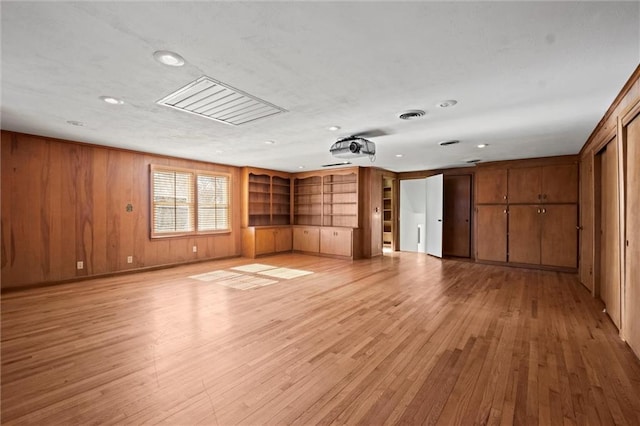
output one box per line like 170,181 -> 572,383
1,1 -> 638,173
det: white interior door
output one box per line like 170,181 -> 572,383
426,174 -> 443,257
400,179 -> 426,252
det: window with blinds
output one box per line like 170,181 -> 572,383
151,166 -> 230,237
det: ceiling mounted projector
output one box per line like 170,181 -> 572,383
329,137 -> 376,159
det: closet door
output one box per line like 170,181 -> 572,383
600,142 -> 621,329
425,174 -> 443,258
399,179 -> 426,252
625,112 -> 640,356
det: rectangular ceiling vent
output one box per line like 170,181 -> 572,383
157,76 -> 286,126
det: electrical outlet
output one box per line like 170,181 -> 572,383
192,246 -> 197,253
127,256 -> 133,264
77,261 -> 83,270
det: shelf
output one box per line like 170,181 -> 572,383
323,191 -> 357,195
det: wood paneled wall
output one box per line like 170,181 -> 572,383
578,65 -> 639,346
1,131 -> 242,290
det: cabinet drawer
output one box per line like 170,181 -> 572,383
293,227 -> 320,253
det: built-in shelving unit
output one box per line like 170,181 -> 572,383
323,173 -> 358,227
294,176 -> 322,226
382,176 -> 394,251
271,176 -> 291,226
243,168 -> 291,227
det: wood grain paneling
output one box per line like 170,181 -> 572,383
1,131 -> 242,290
476,205 -> 507,262
443,175 -> 471,258
624,111 -> 640,357
508,205 -> 542,265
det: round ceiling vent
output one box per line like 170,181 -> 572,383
398,110 -> 426,120
438,140 -> 460,146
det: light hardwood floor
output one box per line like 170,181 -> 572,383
2,253 -> 640,425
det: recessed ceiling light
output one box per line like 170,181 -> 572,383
328,125 -> 341,131
438,140 -> 460,146
153,50 -> 185,67
265,140 -> 275,145
395,154 -> 404,158
100,96 -> 124,105
298,166 -> 305,169
477,144 -> 488,148
436,100 -> 458,108
398,110 -> 426,120
66,120 -> 84,126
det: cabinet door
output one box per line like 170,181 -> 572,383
274,228 -> 292,252
476,205 -> 507,262
541,204 -> 577,268
476,169 -> 507,204
508,205 -> 541,265
255,228 -> 275,255
320,228 -> 352,257
508,167 -> 542,204
293,227 -> 320,253
541,164 -> 578,203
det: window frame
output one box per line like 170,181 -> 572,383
150,165 -> 232,239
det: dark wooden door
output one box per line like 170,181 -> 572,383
476,205 -> 507,262
443,175 -> 471,257
508,205 -> 541,264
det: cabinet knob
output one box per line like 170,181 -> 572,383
503,209 -> 507,214
537,208 -> 541,214
503,195 -> 507,200
543,194 -> 547,200
542,208 -> 546,214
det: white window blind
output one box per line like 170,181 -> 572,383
197,174 -> 230,231
151,166 -> 230,237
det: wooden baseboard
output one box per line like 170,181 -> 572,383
1,255 -> 242,293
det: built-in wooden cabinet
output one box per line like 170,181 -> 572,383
475,157 -> 578,270
292,227 -> 320,253
243,167 -> 363,259
508,164 -> 578,204
242,226 -> 292,258
320,227 -> 353,257
293,226 -> 359,258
